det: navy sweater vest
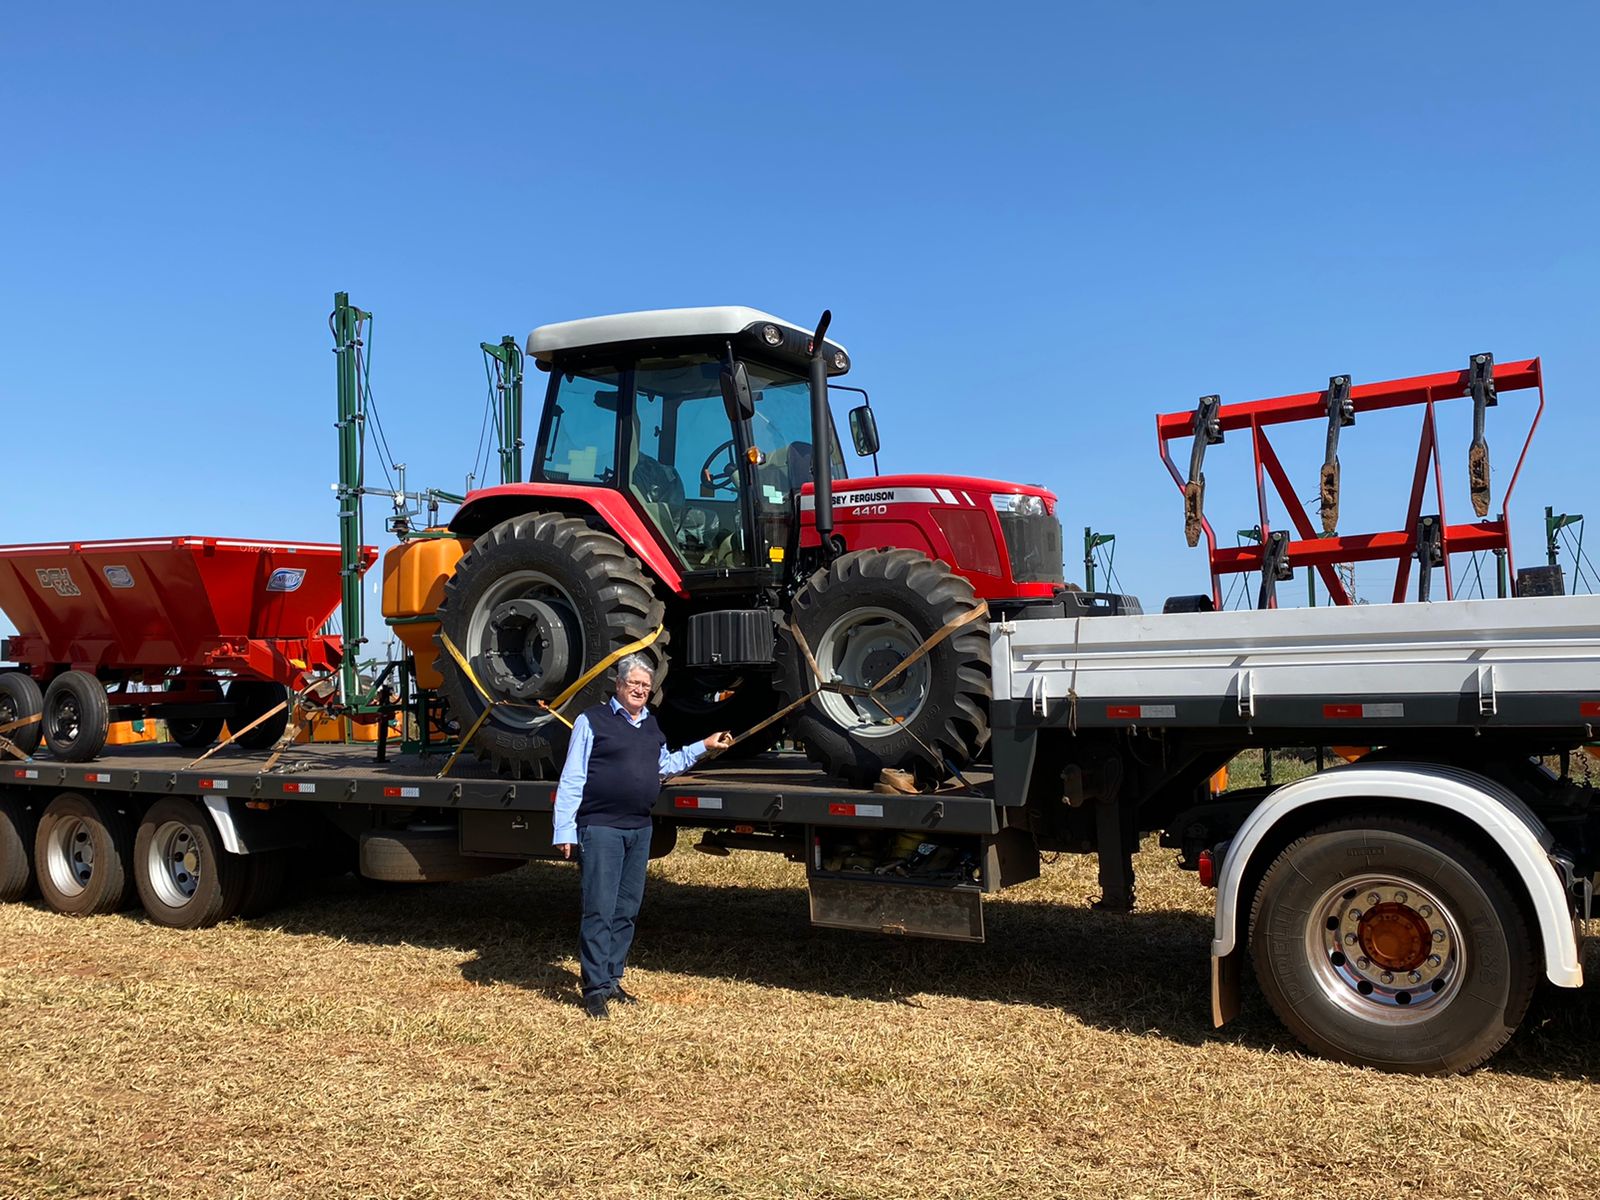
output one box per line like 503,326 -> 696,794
578,703 -> 666,830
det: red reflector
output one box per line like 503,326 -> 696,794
283,782 -> 301,793
828,803 -> 856,816
734,824 -> 754,835
1323,704 -> 1362,718
1582,702 -> 1600,718
383,787 -> 402,797
673,796 -> 699,808
1106,705 -> 1140,719
1197,850 -> 1215,888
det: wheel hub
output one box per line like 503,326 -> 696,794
484,597 -> 572,700
43,817 -> 94,897
812,607 -> 929,738
1311,877 -> 1460,1020
147,821 -> 203,907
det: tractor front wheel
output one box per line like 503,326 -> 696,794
778,549 -> 990,786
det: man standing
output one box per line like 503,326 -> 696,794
554,653 -> 732,1019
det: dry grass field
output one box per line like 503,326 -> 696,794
3,777 -> 1598,1198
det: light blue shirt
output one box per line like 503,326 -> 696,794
552,696 -> 707,845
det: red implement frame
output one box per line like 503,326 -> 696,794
0,537 -> 376,689
1157,358 -> 1544,608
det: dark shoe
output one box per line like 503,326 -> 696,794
583,993 -> 610,1020
608,985 -> 640,1006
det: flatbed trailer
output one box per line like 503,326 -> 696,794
3,591 -> 1599,1074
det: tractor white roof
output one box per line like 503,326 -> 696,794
525,305 -> 847,361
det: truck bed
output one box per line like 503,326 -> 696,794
993,593 -> 1600,734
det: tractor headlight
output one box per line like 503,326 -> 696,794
991,493 -> 1047,517
832,350 -> 849,371
762,324 -> 783,347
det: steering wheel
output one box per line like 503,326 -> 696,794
699,439 -> 739,496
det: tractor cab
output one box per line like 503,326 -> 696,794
525,307 -> 856,583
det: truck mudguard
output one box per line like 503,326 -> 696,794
1212,762 -> 1583,991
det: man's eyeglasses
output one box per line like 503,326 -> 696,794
621,680 -> 652,692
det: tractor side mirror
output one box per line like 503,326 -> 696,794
720,362 -> 755,423
847,405 -> 879,457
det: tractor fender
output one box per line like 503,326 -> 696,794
449,483 -> 685,595
1211,762 -> 1582,1024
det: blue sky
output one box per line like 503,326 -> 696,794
3,3 -> 1597,645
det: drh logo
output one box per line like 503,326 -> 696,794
35,568 -> 80,597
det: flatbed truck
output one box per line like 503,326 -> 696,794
3,589 -> 1599,1075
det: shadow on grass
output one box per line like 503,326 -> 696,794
250,859 -> 1600,1081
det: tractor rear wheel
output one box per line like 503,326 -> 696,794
778,549 -> 990,786
434,512 -> 667,779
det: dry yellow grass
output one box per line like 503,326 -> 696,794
1,829 -> 1597,1199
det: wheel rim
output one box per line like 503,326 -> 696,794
1305,874 -> 1465,1023
812,607 -> 929,738
43,816 -> 95,897
50,694 -> 81,748
145,820 -> 204,909
465,569 -> 584,730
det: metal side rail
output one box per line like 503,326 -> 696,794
992,593 -> 1600,733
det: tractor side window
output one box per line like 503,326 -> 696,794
538,369 -> 621,485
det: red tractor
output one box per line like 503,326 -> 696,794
429,307 -> 1064,783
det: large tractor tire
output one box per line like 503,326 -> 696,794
777,549 -> 990,787
434,512 -> 667,779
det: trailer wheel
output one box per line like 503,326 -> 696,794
778,549 -> 990,786
359,827 -> 522,883
134,797 -> 248,929
0,795 -> 38,902
34,791 -> 135,915
41,671 -> 110,762
434,512 -> 667,779
1248,815 -> 1536,1074
227,680 -> 291,750
0,673 -> 44,756
166,678 -> 226,750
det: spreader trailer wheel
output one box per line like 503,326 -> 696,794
1248,814 -> 1537,1074
41,671 -> 110,763
0,673 -> 44,756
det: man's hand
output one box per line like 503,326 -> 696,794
702,731 -> 734,754
558,843 -> 575,860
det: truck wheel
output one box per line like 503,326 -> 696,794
778,549 -> 990,786
0,673 -> 44,756
41,671 -> 110,762
34,791 -> 135,915
227,680 -> 291,750
0,795 -> 37,901
1248,815 -> 1537,1074
237,848 -> 291,918
134,797 -> 248,929
166,677 -> 227,750
434,512 -> 667,779
359,827 -> 521,883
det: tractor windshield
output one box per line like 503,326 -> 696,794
744,361 -> 847,562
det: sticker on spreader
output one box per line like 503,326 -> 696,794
1106,704 -> 1177,720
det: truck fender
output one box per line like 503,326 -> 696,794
202,795 -> 307,855
1210,762 -> 1582,1026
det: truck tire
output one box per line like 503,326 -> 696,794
778,549 -> 990,786
41,671 -> 110,763
1248,814 -> 1537,1074
359,827 -> 521,883
0,795 -> 37,902
227,680 -> 291,750
434,512 -> 667,779
237,848 -> 291,918
134,797 -> 248,929
34,791 -> 135,915
0,672 -> 44,756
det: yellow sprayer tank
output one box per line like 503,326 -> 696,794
381,533 -> 466,689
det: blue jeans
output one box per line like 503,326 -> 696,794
578,823 -> 651,1000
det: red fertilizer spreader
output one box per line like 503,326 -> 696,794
0,537 -> 376,762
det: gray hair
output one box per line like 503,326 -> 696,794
614,653 -> 656,687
